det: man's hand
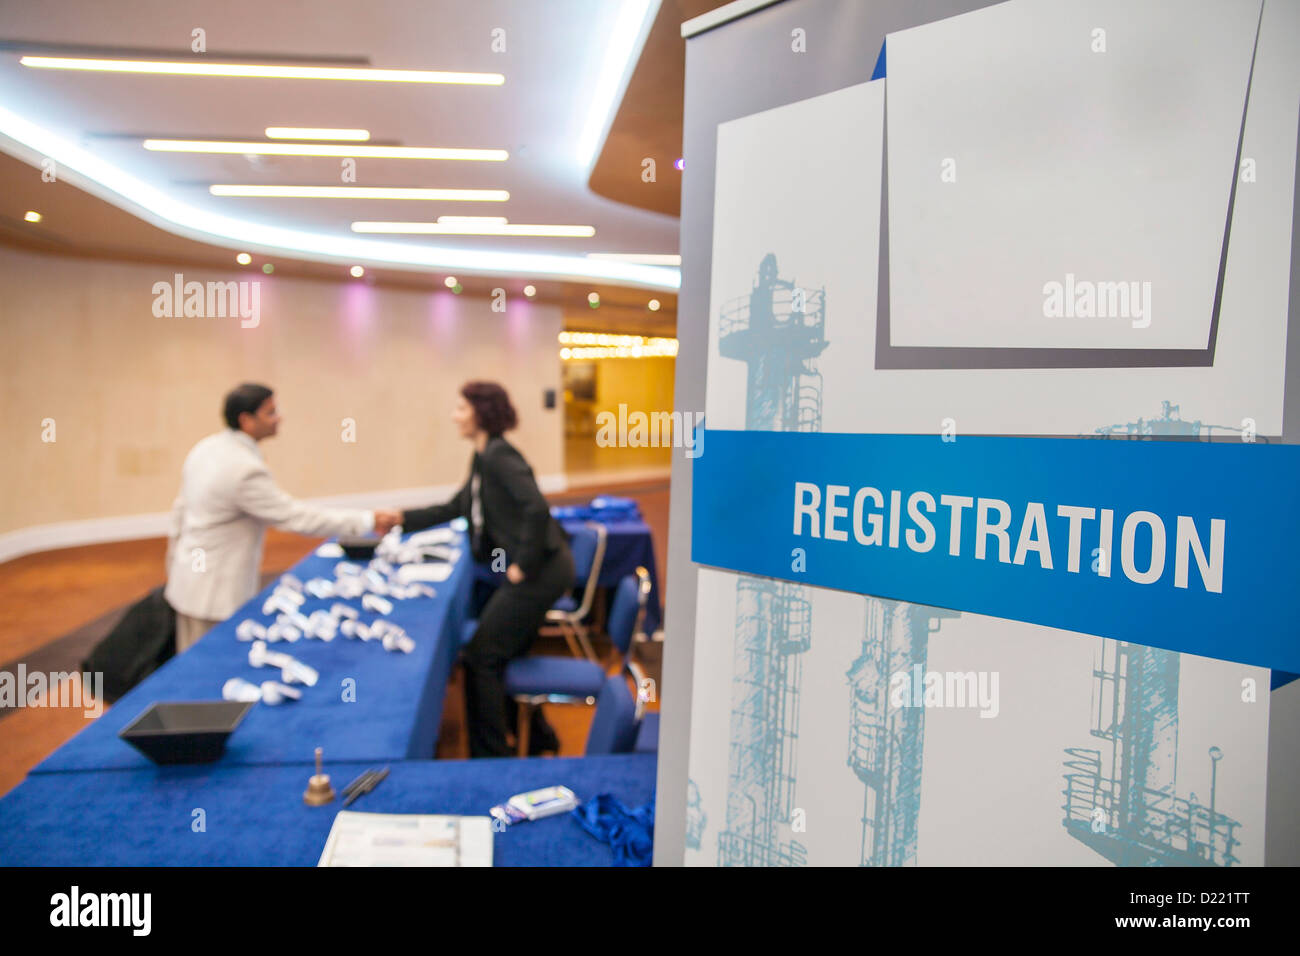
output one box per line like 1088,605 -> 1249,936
506,563 -> 525,584
373,509 -> 403,536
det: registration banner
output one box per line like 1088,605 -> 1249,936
693,429 -> 1300,673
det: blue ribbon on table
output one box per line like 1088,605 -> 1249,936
571,792 -> 655,866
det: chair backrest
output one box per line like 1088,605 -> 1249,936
585,674 -> 640,756
606,566 -> 651,659
565,521 -> 608,618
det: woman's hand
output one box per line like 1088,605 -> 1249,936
506,564 -> 525,584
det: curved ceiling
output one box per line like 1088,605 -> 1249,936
0,0 -> 682,290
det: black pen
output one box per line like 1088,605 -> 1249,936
341,769 -> 377,798
343,766 -> 389,807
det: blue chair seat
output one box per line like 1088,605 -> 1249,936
550,594 -> 579,615
505,655 -> 605,699
635,712 -> 659,753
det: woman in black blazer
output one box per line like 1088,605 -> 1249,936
402,382 -> 575,757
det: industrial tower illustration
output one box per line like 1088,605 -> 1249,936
1092,400 -> 1264,442
846,599 -> 960,866
1062,403 -> 1243,866
715,254 -> 824,866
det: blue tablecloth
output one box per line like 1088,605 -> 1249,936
0,753 -> 657,866
30,531 -> 474,773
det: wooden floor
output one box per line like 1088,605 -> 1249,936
0,478 -> 669,797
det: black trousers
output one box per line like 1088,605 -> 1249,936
462,544 -> 576,757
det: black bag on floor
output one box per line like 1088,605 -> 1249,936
81,587 -> 176,704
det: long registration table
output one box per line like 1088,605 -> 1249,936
3,529 -> 658,867
0,753 -> 657,866
30,530 -> 475,773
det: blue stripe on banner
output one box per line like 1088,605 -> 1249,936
691,429 -> 1300,673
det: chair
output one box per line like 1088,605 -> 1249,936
584,674 -> 641,755
541,521 -> 607,661
506,566 -> 651,756
633,712 -> 659,754
459,521 -> 606,654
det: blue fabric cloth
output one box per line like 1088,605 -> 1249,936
570,791 -> 655,866
0,753 -> 657,866
550,496 -> 642,522
31,531 -> 473,773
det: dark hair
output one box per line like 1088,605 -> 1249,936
461,381 -> 517,436
223,383 -> 274,430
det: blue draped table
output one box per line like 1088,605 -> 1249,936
29,528 -> 474,773
0,753 -> 656,866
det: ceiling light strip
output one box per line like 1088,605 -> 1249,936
265,127 -> 370,141
210,185 -> 509,201
19,56 -> 503,85
576,0 -> 661,169
147,139 -> 506,161
0,104 -> 677,289
353,222 -> 594,237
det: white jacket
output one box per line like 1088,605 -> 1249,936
165,429 -> 373,620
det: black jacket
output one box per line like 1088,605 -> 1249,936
402,436 -> 568,579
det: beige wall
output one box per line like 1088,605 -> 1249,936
0,246 -> 563,538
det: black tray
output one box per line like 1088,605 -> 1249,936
338,535 -> 381,560
118,700 -> 254,764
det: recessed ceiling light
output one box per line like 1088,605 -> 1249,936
210,185 -> 509,201
236,252 -> 251,264
20,56 -> 504,85
262,263 -> 274,274
648,299 -> 660,311
444,276 -> 458,288
587,253 -> 681,265
23,210 -> 41,222
588,292 -> 600,307
149,140 -> 507,161
674,158 -> 684,171
265,127 -> 370,141
353,222 -> 594,237
523,285 -> 537,298
350,265 -> 365,278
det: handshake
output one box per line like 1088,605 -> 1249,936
372,509 -> 404,536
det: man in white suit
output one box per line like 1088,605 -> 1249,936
166,384 -> 400,652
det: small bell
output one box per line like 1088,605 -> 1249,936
303,747 -> 335,806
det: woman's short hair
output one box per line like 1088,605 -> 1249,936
461,381 -> 518,436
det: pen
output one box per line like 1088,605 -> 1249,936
341,769 -> 377,798
343,766 -> 389,807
